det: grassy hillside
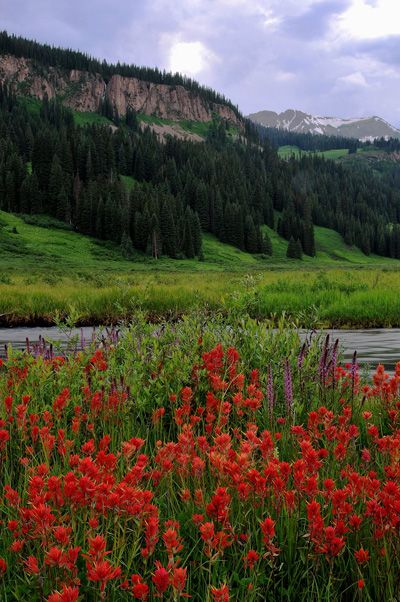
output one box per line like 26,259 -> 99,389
0,211 -> 263,275
1,211 -> 397,277
278,145 -> 350,160
261,222 -> 399,266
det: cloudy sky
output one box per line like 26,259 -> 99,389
3,0 -> 400,124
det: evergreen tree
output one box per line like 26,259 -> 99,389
120,231 -> 134,259
182,207 -> 195,258
160,199 -> 178,258
244,215 -> 258,253
302,222 -> 316,257
48,155 -> 63,216
287,237 -> 302,259
262,231 -> 273,256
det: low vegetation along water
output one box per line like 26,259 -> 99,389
2,325 -> 400,370
0,313 -> 399,601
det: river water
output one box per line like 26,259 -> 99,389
1,326 -> 400,370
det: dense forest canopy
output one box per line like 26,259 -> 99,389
2,31 -> 400,261
0,31 -> 240,118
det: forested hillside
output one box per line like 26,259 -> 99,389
0,31 -> 239,117
2,34 -> 400,260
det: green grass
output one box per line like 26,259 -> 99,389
138,113 -> 175,127
73,111 -> 114,127
18,96 -> 42,116
138,113 -> 210,137
137,113 -> 238,139
278,146 -> 349,160
261,222 -> 398,266
1,210 -> 400,327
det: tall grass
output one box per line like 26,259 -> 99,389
1,269 -> 400,327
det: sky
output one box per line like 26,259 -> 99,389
2,0 -> 400,125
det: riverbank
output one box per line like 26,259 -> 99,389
2,324 -> 400,370
1,268 -> 400,328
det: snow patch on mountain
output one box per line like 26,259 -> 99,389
247,109 -> 400,140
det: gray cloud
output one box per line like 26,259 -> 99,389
2,0 -> 400,126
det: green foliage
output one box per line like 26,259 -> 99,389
21,214 -> 73,230
286,237 -> 302,259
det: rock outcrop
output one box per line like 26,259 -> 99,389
0,54 -> 241,126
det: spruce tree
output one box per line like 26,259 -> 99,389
182,207 -> 195,258
262,231 -> 273,256
160,200 -> 178,258
120,231 -> 134,259
48,155 -> 63,216
244,215 -> 258,253
287,237 -> 302,259
192,211 -> 202,256
302,221 -> 316,257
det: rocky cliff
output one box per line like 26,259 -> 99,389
0,54 -> 241,125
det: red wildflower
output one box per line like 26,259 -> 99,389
152,564 -> 169,595
162,528 -> 183,557
131,574 -> 149,600
354,548 -> 370,565
24,556 -> 40,575
211,584 -> 230,601
10,540 -> 24,553
46,585 -> 79,602
87,560 -> 122,591
0,558 -> 6,575
171,567 -> 187,594
244,549 -> 259,570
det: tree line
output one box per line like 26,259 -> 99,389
255,125 -> 360,153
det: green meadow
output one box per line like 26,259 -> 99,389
277,145 -> 351,160
1,210 -> 400,327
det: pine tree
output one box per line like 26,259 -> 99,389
148,213 -> 160,259
244,215 -> 258,253
160,199 -> 178,258
56,187 -> 71,223
192,211 -> 202,256
287,237 -> 302,259
120,231 -> 134,259
302,221 -> 316,257
182,207 -> 195,258
48,155 -> 63,216
262,231 -> 273,256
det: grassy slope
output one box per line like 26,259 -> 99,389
278,145 -> 350,160
1,211 -> 397,277
73,111 -> 114,127
137,113 -> 239,139
0,211 -> 261,275
261,222 -> 399,266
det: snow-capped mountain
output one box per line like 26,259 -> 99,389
247,109 -> 400,141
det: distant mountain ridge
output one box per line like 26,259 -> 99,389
248,109 -> 400,141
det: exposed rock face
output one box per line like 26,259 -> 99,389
0,54 -> 241,126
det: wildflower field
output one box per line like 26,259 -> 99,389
0,313 -> 399,601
